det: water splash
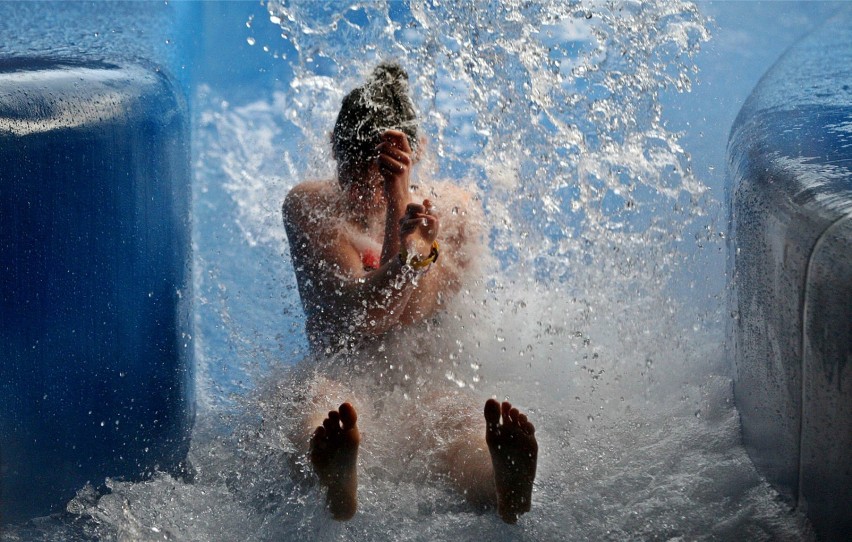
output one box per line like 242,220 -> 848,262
264,0 -> 710,291
210,0 -> 717,390
4,2 -> 817,540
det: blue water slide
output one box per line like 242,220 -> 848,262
727,7 -> 851,540
0,58 -> 194,523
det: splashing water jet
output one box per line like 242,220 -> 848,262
1,1 -> 828,540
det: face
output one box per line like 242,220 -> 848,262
342,160 -> 385,211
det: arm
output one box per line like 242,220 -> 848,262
396,185 -> 482,325
283,187 -> 406,336
283,141 -> 438,334
377,130 -> 417,265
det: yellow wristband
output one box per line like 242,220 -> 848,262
400,240 -> 439,270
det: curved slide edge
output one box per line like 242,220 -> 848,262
0,58 -> 194,523
726,7 -> 852,540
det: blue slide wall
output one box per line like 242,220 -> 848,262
727,7 -> 851,540
0,59 -> 194,522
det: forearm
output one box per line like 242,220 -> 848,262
332,256 -> 418,335
380,194 -> 408,265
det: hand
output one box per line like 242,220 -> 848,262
376,130 -> 413,206
399,199 -> 439,259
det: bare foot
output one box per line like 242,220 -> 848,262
309,402 -> 360,520
484,399 -> 538,524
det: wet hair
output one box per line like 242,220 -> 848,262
332,61 -> 419,171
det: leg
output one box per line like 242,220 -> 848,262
309,402 -> 360,520
443,427 -> 497,507
484,399 -> 538,523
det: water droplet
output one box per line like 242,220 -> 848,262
247,37 -> 256,46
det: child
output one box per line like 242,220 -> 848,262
282,61 -> 537,523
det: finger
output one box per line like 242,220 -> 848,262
423,199 -> 433,214
405,212 -> 431,221
376,142 -> 412,165
419,215 -> 439,238
377,154 -> 406,174
403,213 -> 432,225
400,219 -> 421,232
400,219 -> 424,234
405,202 -> 426,215
380,129 -> 412,153
399,217 -> 423,231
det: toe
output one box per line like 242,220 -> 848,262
323,416 -> 338,435
339,402 -> 357,430
310,426 -> 327,450
522,419 -> 536,435
501,401 -> 512,425
328,410 -> 341,428
485,399 -> 501,427
510,408 -> 520,425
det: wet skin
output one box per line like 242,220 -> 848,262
484,398 -> 538,524
309,400 -> 538,523
288,129 -> 538,523
309,402 -> 360,521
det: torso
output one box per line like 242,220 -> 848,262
343,225 -> 383,271
285,179 -> 483,352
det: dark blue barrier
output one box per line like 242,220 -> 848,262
727,7 -> 851,540
0,59 -> 194,523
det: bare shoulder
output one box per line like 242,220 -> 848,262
282,180 -> 338,228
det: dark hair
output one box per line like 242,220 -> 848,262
332,61 -> 419,170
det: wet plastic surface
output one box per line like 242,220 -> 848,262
727,7 -> 852,540
0,58 -> 194,523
